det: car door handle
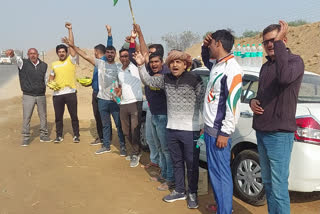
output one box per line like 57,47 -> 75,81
240,111 -> 253,118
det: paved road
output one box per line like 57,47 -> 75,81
0,64 -> 18,86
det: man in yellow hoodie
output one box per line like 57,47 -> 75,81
49,22 -> 79,143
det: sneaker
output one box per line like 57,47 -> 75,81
130,155 -> 140,168
120,147 -> 127,157
95,146 -> 111,154
21,139 -> 30,147
163,190 -> 187,203
187,193 -> 199,209
90,138 -> 102,146
126,153 -> 141,161
54,136 -> 63,143
73,136 -> 80,143
40,136 -> 52,142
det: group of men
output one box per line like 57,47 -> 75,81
7,20 -> 304,213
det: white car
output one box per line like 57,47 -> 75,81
193,66 -> 320,206
0,52 -> 11,64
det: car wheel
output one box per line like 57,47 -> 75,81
139,117 -> 149,151
232,149 -> 266,206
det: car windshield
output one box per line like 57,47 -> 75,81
298,74 -> 320,103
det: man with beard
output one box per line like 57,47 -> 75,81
49,22 -> 80,143
62,35 -> 126,156
90,25 -> 113,146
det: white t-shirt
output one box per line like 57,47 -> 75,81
95,59 -> 120,100
118,62 -> 143,105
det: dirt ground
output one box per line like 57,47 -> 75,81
0,77 -> 319,214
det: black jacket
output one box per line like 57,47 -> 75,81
19,59 -> 48,96
251,41 -> 304,132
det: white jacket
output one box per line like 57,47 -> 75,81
203,55 -> 243,137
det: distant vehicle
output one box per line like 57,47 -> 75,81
195,66 -> 320,206
0,52 -> 11,64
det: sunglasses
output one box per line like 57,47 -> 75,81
262,38 -> 275,46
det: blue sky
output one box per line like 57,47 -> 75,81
1,0 -> 320,54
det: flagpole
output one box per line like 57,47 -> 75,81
128,0 -> 136,24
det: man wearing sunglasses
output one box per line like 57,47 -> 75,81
250,20 -> 304,214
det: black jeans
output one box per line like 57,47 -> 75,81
53,93 -> 79,137
167,129 -> 200,194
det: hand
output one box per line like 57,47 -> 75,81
275,20 -> 288,41
65,22 -> 72,30
132,51 -> 147,66
61,37 -> 74,47
5,49 -> 14,57
203,33 -> 213,47
216,135 -> 229,148
114,87 -> 121,97
250,99 -> 264,115
106,25 -> 112,34
133,24 -> 141,34
125,36 -> 131,43
200,129 -> 204,136
131,30 -> 137,39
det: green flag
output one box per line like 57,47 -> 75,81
113,0 -> 118,6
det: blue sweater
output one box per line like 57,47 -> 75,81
145,64 -> 170,115
92,36 -> 113,93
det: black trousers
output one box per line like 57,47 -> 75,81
53,93 -> 79,137
167,129 -> 200,194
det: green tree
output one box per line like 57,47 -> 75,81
288,19 -> 309,27
162,31 -> 200,51
242,30 -> 260,38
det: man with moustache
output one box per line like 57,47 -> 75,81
250,20 -> 304,214
49,22 -> 80,143
6,48 -> 52,146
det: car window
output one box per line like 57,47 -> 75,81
298,74 -> 320,103
242,80 -> 258,103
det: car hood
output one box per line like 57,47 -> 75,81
297,104 -> 320,121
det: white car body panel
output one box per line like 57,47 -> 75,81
199,67 -> 320,193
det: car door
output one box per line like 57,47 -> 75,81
232,74 -> 259,142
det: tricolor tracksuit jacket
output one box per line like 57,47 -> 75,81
202,46 -> 243,137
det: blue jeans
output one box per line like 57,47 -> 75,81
98,99 -> 125,148
151,114 -> 174,182
145,109 -> 159,165
256,131 -> 294,214
205,133 -> 233,214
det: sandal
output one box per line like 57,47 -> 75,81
150,175 -> 165,182
206,204 -> 217,213
206,204 -> 234,213
141,162 -> 159,169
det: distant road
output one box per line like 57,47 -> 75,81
0,64 -> 18,86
